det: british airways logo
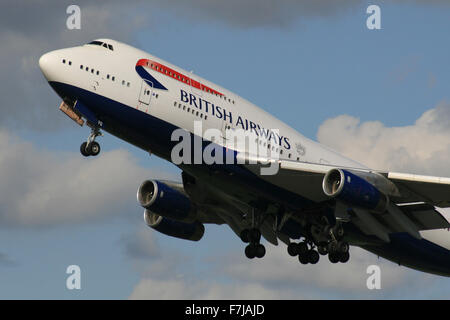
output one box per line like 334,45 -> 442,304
180,89 -> 291,150
135,60 -> 168,90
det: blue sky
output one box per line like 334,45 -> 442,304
1,1 -> 450,299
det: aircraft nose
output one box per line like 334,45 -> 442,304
39,52 -> 52,80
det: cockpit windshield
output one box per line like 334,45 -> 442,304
87,41 -> 114,51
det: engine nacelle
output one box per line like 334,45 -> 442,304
137,180 -> 196,222
144,210 -> 204,241
322,169 -> 388,213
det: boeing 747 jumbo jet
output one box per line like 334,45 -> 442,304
39,39 -> 450,276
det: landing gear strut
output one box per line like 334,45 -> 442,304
80,127 -> 102,157
241,209 -> 266,259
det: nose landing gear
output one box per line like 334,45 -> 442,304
80,127 -> 102,157
241,228 -> 266,259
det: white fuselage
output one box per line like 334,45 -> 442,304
39,39 -> 365,170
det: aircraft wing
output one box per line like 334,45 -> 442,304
238,155 -> 450,236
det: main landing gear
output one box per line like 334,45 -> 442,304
80,127 -> 102,157
287,222 -> 350,265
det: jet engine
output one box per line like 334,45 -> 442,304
144,210 -> 204,241
322,169 -> 389,213
137,180 -> 196,222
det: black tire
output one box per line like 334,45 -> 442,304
298,242 -> 308,255
255,244 -> 266,258
80,142 -> 90,157
308,250 -> 320,264
339,252 -> 350,263
328,253 -> 339,264
287,243 -> 299,256
87,141 -> 101,156
240,229 -> 250,243
249,228 -> 261,243
337,241 -> 349,254
298,252 -> 309,264
245,244 -> 256,259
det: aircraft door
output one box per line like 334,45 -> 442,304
139,80 -> 153,106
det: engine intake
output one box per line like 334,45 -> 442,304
144,210 -> 204,241
137,180 -> 196,222
323,169 -> 388,213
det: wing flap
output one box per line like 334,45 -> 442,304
388,172 -> 450,207
398,203 -> 450,230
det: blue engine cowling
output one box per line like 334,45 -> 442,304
322,169 -> 388,212
137,180 -> 196,222
144,210 -> 204,241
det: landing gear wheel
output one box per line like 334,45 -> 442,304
245,244 -> 257,259
80,142 -> 90,157
328,253 -> 340,264
308,250 -> 320,264
240,229 -> 250,243
337,241 -> 349,254
298,252 -> 309,264
287,243 -> 299,256
297,242 -> 309,255
339,252 -> 350,263
255,244 -> 266,258
87,141 -> 101,156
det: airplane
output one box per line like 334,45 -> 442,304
39,38 -> 450,277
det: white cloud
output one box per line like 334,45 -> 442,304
0,129 -> 175,227
129,276 -> 301,300
317,101 -> 450,176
